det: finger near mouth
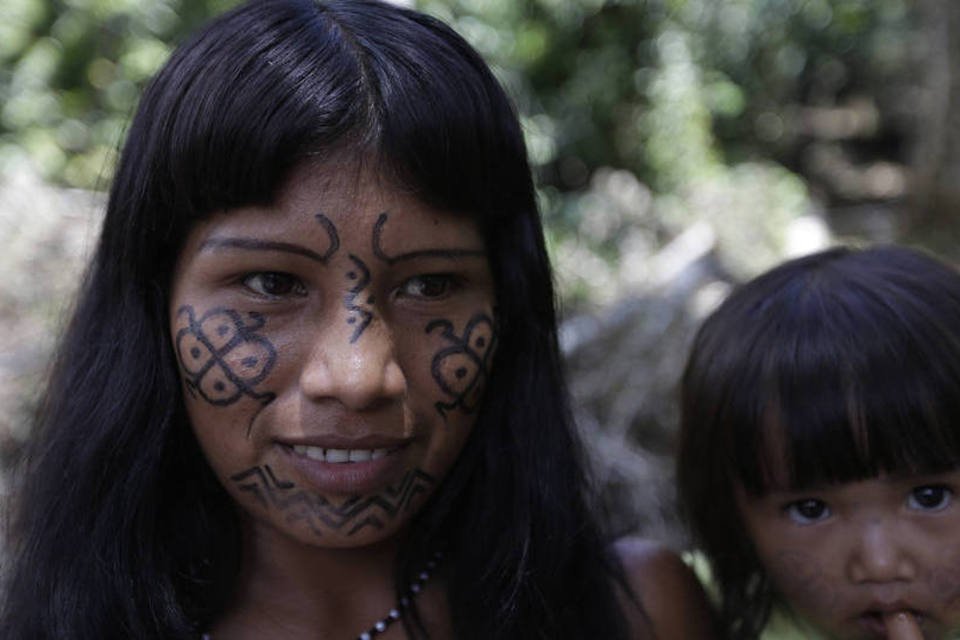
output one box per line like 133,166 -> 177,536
857,610 -> 926,639
883,611 -> 926,640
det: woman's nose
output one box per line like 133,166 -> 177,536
298,314 -> 406,411
846,521 -> 917,584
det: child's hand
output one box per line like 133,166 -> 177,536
883,612 -> 923,640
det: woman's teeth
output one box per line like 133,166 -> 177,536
291,445 -> 389,463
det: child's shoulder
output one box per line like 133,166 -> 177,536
614,536 -> 720,640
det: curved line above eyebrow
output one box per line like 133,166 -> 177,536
201,237 -> 334,264
314,212 -> 341,261
372,212 -> 485,264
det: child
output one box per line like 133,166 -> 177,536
678,245 -> 960,640
0,1 -> 716,638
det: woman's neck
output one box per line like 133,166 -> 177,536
212,522 -> 406,640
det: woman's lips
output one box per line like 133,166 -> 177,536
277,440 -> 411,495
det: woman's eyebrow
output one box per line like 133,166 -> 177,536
371,213 -> 485,264
377,246 -> 487,264
200,237 -> 331,264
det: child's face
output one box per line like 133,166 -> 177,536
737,471 -> 960,639
169,161 -> 496,549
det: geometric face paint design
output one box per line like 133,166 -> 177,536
230,465 -> 436,537
344,254 -> 374,344
174,305 -> 277,406
425,312 -> 497,418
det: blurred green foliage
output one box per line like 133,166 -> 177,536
1,1 -> 913,187
0,0 -> 914,309
0,0 -> 235,188
419,0 -> 913,307
421,0 -> 911,185
0,5 -> 921,634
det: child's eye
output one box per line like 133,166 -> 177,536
242,272 -> 307,298
907,485 -> 953,512
398,274 -> 456,300
784,499 -> 831,525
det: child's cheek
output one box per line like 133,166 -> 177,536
926,545 -> 960,608
766,549 -> 846,618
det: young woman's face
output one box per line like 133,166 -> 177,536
169,162 -> 496,549
737,471 -> 960,639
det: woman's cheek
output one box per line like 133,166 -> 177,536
423,310 -> 497,420
173,304 -> 279,408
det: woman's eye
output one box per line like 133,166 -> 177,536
399,274 -> 454,299
784,498 -> 831,525
907,485 -> 953,512
242,272 -> 306,298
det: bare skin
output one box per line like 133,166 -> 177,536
885,612 -> 924,640
738,472 -> 960,639
172,161 -> 491,638
616,537 -> 720,639
172,161 -> 682,639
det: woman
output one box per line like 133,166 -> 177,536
0,1 -> 716,638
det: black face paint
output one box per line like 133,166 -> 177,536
425,312 -> 496,418
230,465 -> 436,536
175,305 -> 278,436
314,212 -> 341,262
344,254 -> 374,343
175,305 -> 277,406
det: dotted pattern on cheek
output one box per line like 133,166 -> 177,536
174,305 -> 277,406
425,312 -> 496,419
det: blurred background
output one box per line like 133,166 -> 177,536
0,0 -> 957,629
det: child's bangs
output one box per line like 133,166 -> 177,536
730,280 -> 960,495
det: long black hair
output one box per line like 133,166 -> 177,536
0,1 -> 632,638
677,245 -> 960,638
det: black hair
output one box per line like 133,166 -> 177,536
0,1 -> 633,638
677,244 -> 960,638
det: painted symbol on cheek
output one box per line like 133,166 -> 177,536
344,254 -> 374,343
230,465 -> 436,537
425,312 -> 496,419
175,306 -> 277,406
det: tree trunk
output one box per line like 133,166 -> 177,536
909,0 -> 960,258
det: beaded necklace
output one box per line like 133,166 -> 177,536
356,550 -> 444,640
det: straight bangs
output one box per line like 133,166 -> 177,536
725,249 -> 960,495
111,0 -> 535,287
333,1 -> 536,223
104,0 -> 377,285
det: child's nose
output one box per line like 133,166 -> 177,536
298,316 -> 406,411
846,521 -> 917,584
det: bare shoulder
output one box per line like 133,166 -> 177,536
614,536 -> 719,640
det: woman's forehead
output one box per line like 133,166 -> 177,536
185,162 -> 486,256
